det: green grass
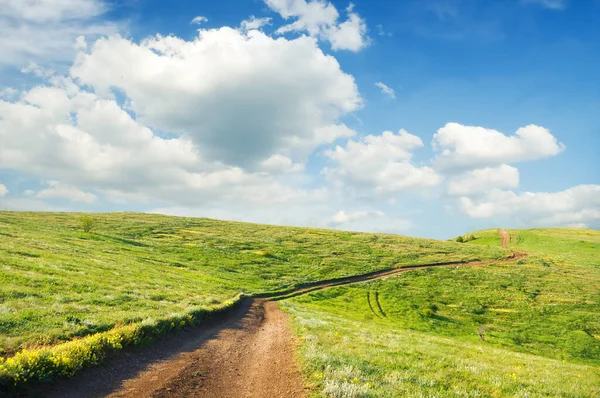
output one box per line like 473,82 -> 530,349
282,228 -> 600,397
0,211 -> 506,356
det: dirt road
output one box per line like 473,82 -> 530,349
42,299 -> 303,398
42,250 -> 524,398
499,229 -> 510,248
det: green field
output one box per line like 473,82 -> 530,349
0,212 -> 506,356
282,228 -> 600,397
2,212 -> 598,396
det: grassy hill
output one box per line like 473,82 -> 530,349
282,228 -> 600,397
0,211 -> 506,357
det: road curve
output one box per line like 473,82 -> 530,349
41,249 -> 526,398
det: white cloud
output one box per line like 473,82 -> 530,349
0,0 -> 120,68
324,129 -> 441,196
36,180 -> 97,203
375,81 -> 396,99
240,16 -> 272,31
447,164 -> 519,196
327,210 -> 383,227
74,35 -> 87,51
265,0 -> 369,52
433,123 -> 565,171
20,61 -> 55,78
260,155 -> 304,173
325,4 -> 369,51
191,16 -> 208,25
0,0 -> 106,22
0,76 -> 329,209
0,184 -> 8,197
266,0 -> 338,34
458,185 -> 600,228
522,0 -> 566,10
0,87 -> 18,99
326,210 -> 412,233
71,29 -> 362,168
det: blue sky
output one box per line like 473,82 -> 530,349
0,0 -> 598,239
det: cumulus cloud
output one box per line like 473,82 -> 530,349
375,81 -> 396,99
20,61 -> 55,78
0,0 -> 120,68
0,80 -> 325,208
433,122 -> 565,171
71,29 -> 361,168
0,184 -> 8,197
324,129 -> 441,196
265,0 -> 369,51
240,16 -> 272,31
447,164 -> 519,196
190,16 -> 208,25
36,181 -> 97,203
260,155 -> 304,173
74,35 -> 88,51
458,185 -> 600,228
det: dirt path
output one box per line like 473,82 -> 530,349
42,299 -> 303,398
41,250 -> 525,398
499,229 -> 510,248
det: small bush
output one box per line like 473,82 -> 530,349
456,235 -> 476,243
79,216 -> 95,233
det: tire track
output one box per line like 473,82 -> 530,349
366,290 -> 382,319
374,291 -> 387,318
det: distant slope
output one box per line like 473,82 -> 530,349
282,228 -> 600,397
0,211 -> 506,355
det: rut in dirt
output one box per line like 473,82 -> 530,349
40,236 -> 524,398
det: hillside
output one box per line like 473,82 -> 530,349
0,211 -> 506,357
282,228 -> 600,397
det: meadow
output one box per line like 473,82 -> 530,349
282,228 -> 600,397
0,211 -> 506,356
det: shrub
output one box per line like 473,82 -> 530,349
456,235 -> 476,243
79,216 -> 95,233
